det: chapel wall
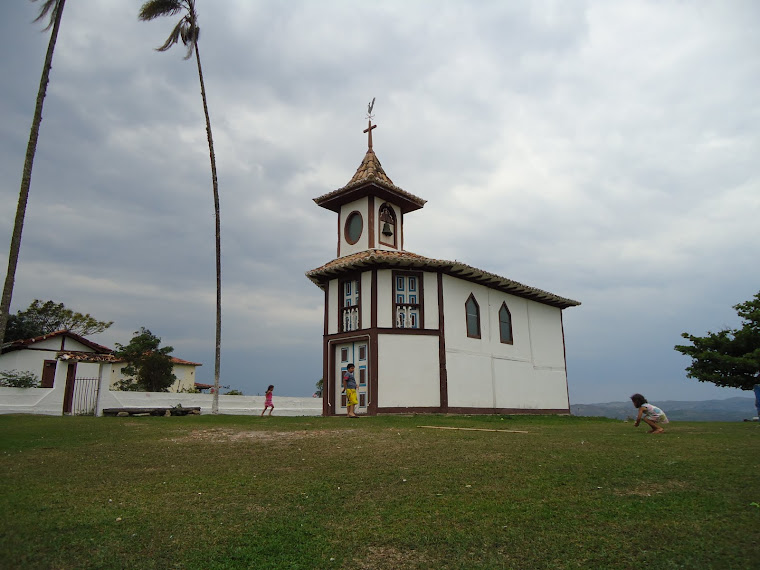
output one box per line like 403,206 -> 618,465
376,334 -> 440,408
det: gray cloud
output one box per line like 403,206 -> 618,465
1,1 -> 758,403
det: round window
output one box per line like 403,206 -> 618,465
345,211 -> 363,244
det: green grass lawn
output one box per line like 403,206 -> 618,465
1,414 -> 758,569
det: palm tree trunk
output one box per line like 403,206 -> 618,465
193,42 -> 222,413
0,0 -> 66,345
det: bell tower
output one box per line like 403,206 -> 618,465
312,103 -> 426,258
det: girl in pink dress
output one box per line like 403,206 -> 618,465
261,385 -> 274,416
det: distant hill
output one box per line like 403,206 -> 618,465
571,397 -> 757,422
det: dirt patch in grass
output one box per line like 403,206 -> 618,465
354,545 -> 432,569
171,428 -> 356,443
614,480 -> 689,497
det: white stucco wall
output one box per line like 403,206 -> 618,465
339,197 -> 369,256
422,272 -> 439,330
0,387 -> 322,416
0,359 -> 77,415
361,271 -> 373,327
108,361 -> 198,392
377,334 -> 440,407
441,274 -> 569,411
527,302 -> 567,368
0,337 -> 101,381
97,392 -> 322,416
376,270 -> 393,328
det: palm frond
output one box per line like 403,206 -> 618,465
139,0 -> 198,59
138,0 -> 184,22
31,0 -> 60,32
156,19 -> 185,52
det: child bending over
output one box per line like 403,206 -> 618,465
630,393 -> 668,434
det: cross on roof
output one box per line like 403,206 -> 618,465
363,119 -> 377,150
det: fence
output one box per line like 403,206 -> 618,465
71,377 -> 99,416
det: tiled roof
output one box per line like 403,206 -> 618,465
56,351 -> 202,366
306,249 -> 581,309
313,149 -> 426,213
170,357 -> 203,367
347,148 -> 395,186
57,351 -> 120,363
1,329 -> 112,354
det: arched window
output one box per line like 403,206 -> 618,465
465,294 -> 480,339
378,203 -> 397,248
499,302 -> 513,344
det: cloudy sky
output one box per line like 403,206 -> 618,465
1,1 -> 758,404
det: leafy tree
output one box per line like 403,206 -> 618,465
138,0 -> 222,413
675,291 -> 760,390
0,370 -> 40,388
315,378 -> 323,397
4,299 -> 113,342
0,0 -> 68,346
113,328 -> 177,392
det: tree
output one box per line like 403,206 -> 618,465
0,0 -> 68,346
4,299 -> 113,342
138,0 -> 222,413
113,328 -> 177,392
0,370 -> 40,388
675,291 -> 760,391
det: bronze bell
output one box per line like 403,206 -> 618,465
382,222 -> 393,236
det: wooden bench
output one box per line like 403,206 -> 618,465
102,407 -> 201,417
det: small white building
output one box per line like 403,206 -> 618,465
306,122 -> 580,416
0,330 -> 202,415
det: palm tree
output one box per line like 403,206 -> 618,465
138,0 -> 222,413
0,0 -> 67,346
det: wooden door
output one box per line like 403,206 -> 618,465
334,341 -> 369,415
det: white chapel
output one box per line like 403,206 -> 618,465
306,118 -> 580,416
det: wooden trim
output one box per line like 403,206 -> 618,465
324,327 -> 439,342
376,406 -> 569,415
336,212 -> 341,257
465,293 -> 481,339
437,271 -> 448,411
561,310 -> 570,409
375,327 -> 437,336
323,287 -> 329,336
369,328 -> 379,415
325,334 -> 372,417
322,337 -> 330,416
371,269 -> 378,329
344,210 -> 363,245
41,360 -> 57,388
377,406 -> 444,414
62,363 -> 77,414
368,196 -> 375,249
446,407 -> 570,415
400,211 -> 404,250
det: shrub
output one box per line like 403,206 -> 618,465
0,370 -> 40,388
113,378 -> 140,391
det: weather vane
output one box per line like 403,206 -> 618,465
364,97 -> 377,150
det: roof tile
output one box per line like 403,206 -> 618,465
306,249 -> 580,309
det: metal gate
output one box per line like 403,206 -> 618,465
71,377 -> 99,415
